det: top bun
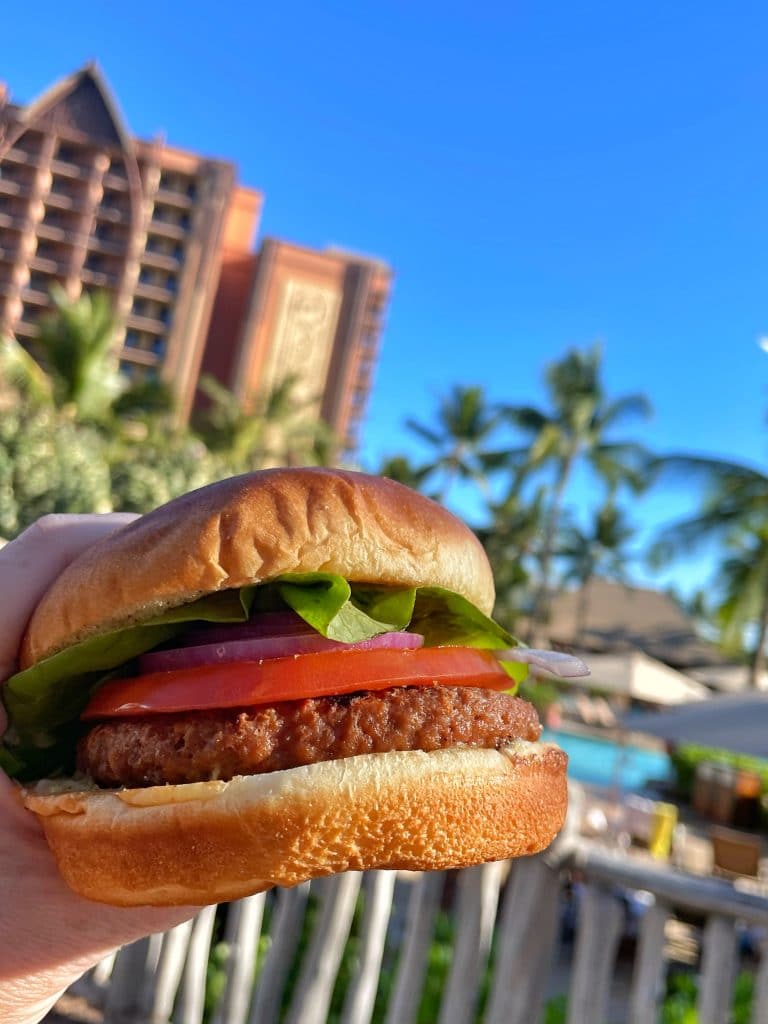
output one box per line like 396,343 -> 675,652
21,469 -> 495,668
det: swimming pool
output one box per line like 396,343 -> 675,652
542,728 -> 671,792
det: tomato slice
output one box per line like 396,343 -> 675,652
81,647 -> 510,720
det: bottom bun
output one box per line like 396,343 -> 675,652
24,740 -> 567,907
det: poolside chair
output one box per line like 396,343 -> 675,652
710,825 -> 763,879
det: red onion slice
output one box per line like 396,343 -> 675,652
496,649 -> 590,679
180,612 -> 312,647
139,630 -> 424,673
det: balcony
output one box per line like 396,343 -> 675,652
36,222 -> 69,244
0,211 -> 30,232
140,249 -> 181,272
0,178 -> 30,198
81,267 -> 120,290
134,279 -> 175,302
102,172 -> 129,192
21,286 -> 51,306
147,218 -> 187,241
119,345 -> 160,367
95,203 -> 130,224
153,186 -> 194,210
28,254 -> 67,275
2,146 -> 38,166
45,190 -> 87,214
50,157 -> 92,180
126,311 -> 168,335
88,235 -> 128,258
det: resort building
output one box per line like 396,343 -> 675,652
0,64 -> 390,446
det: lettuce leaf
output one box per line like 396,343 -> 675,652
278,573 -> 416,641
0,575 -> 526,780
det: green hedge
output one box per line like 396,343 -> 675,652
669,744 -> 768,799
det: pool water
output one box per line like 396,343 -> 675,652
542,728 -> 670,792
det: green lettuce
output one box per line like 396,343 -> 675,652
0,574 -> 526,780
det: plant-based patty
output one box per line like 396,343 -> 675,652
77,685 -> 541,787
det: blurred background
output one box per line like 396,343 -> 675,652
3,1 -> 767,690
5,4 -> 768,1021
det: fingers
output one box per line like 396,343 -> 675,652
0,514 -> 138,685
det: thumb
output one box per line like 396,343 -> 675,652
0,513 -> 139,741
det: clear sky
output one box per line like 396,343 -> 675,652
5,1 -> 768,593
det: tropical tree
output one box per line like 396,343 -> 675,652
715,527 -> 768,679
0,334 -> 53,408
558,498 -> 636,644
377,455 -> 432,493
36,285 -> 126,423
196,373 -> 337,472
477,477 -> 547,631
405,385 -> 510,502
504,345 -> 652,639
651,455 -> 768,686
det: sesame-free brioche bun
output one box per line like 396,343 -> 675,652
23,742 -> 567,907
21,468 -> 495,668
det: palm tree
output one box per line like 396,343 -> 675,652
36,285 -> 125,423
378,455 -> 432,493
405,385 -> 510,502
196,373 -> 336,471
0,334 -> 53,408
504,345 -> 652,640
651,455 -> 768,686
477,476 -> 547,631
558,499 -> 636,644
715,527 -> 768,680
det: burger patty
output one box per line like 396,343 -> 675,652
77,685 -> 541,788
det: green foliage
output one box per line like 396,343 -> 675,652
658,970 -> 754,1024
650,455 -> 768,686
405,384 -> 509,501
108,431 -> 224,513
543,994 -> 568,1024
38,285 -> 125,422
0,405 -> 111,538
204,940 -> 230,1021
195,372 -> 337,471
380,346 -> 654,643
670,743 -> 768,799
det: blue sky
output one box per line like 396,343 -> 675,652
6,1 -> 768,593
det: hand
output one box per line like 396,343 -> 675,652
0,515 -> 197,1024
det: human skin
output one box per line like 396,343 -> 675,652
0,514 -> 197,1024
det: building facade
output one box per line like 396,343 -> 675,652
0,65 -> 390,447
202,239 -> 390,453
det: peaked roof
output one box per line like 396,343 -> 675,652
547,577 -> 731,670
17,63 -> 134,151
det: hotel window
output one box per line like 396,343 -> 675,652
84,253 -> 104,273
27,272 -> 49,294
56,143 -> 77,163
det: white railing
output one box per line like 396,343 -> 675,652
65,792 -> 768,1024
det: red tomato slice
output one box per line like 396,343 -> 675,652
81,647 -> 510,720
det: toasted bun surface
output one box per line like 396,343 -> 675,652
23,742 -> 566,906
22,469 -> 495,668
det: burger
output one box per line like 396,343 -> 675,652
0,469 -> 585,906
